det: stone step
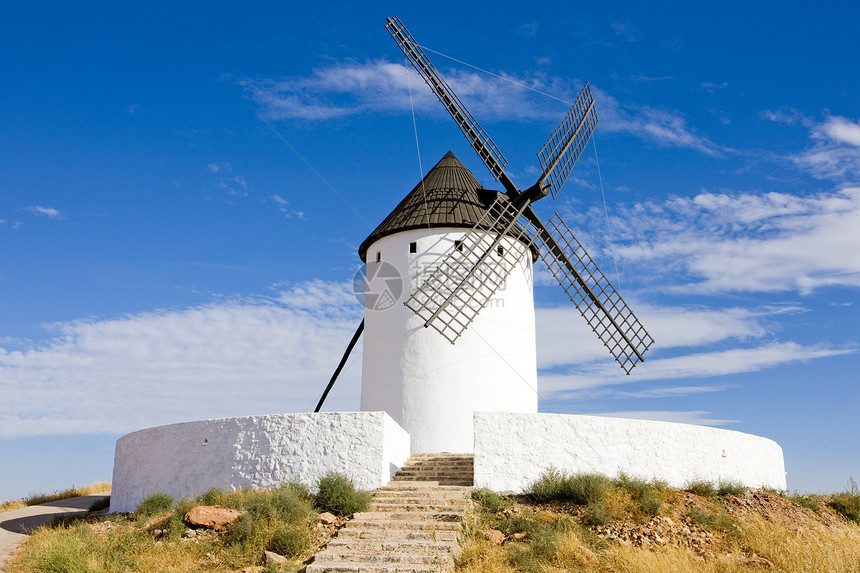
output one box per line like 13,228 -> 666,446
405,453 -> 473,459
304,471 -> 469,573
305,562 -> 447,573
346,519 -> 463,531
395,469 -> 473,475
395,472 -> 472,479
312,550 -> 454,566
353,511 -> 463,522
370,502 -> 469,513
335,528 -> 461,543
391,478 -> 473,486
399,461 -> 473,466
379,483 -> 470,492
326,538 -> 459,554
373,490 -> 468,503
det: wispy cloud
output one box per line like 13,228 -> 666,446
239,61 -> 722,154
0,281 -> 364,437
608,187 -> 860,295
26,206 -> 61,218
765,112 -> 860,180
541,341 -> 854,397
270,194 -> 306,219
536,296 -> 852,396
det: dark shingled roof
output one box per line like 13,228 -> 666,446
358,151 -> 503,261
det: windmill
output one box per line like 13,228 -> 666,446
384,16 -> 653,374
316,17 -> 654,453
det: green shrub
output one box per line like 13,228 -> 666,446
563,473 -> 610,506
527,467 -> 566,502
471,488 -> 511,513
22,522 -> 97,573
613,473 -> 665,519
499,514 -> 542,537
526,468 -> 609,507
687,506 -> 738,535
686,480 -> 717,498
790,493 -> 824,512
134,493 -> 174,518
829,478 -> 860,524
585,500 -> 613,526
717,479 -> 746,497
315,472 -> 371,517
196,487 -> 228,506
268,523 -> 312,557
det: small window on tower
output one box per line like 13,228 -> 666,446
454,240 -> 463,252
376,251 -> 381,262
497,246 -> 505,256
409,242 -> 417,253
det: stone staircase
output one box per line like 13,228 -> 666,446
304,454 -> 474,572
391,454 -> 474,486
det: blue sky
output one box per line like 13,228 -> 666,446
2,1 -> 859,501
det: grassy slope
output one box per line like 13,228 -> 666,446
462,477 -> 860,573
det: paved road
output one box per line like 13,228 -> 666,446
0,494 -> 108,573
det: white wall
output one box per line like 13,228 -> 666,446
361,228 -> 538,453
474,412 -> 786,491
110,411 -> 410,513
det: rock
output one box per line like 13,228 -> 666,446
478,529 -> 506,545
184,505 -> 242,529
318,512 -> 338,525
264,551 -> 286,565
511,532 -> 528,541
740,556 -> 774,568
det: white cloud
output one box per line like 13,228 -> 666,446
239,61 -> 721,154
541,341 -> 854,396
0,281 -> 364,438
765,112 -> 860,180
610,187 -> 860,295
823,116 -> 860,147
26,206 -> 61,218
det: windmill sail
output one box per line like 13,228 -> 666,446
538,83 -> 598,198
385,17 -> 516,194
535,214 -> 654,373
388,15 -> 653,372
404,194 -> 537,343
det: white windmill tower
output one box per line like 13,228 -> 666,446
357,151 -> 540,453
317,17 -> 654,454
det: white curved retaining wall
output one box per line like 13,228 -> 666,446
361,228 -> 538,453
474,412 -> 786,491
111,412 -> 410,513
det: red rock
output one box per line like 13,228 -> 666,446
478,529 -> 505,545
318,512 -> 338,525
184,505 -> 241,529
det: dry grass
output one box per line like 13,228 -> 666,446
6,477 -> 363,573
457,483 -> 860,573
740,513 -> 860,572
0,482 -> 111,513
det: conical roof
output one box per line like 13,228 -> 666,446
359,151 -> 502,261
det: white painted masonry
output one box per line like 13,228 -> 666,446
110,412 -> 410,513
361,228 -> 538,453
473,412 -> 786,491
